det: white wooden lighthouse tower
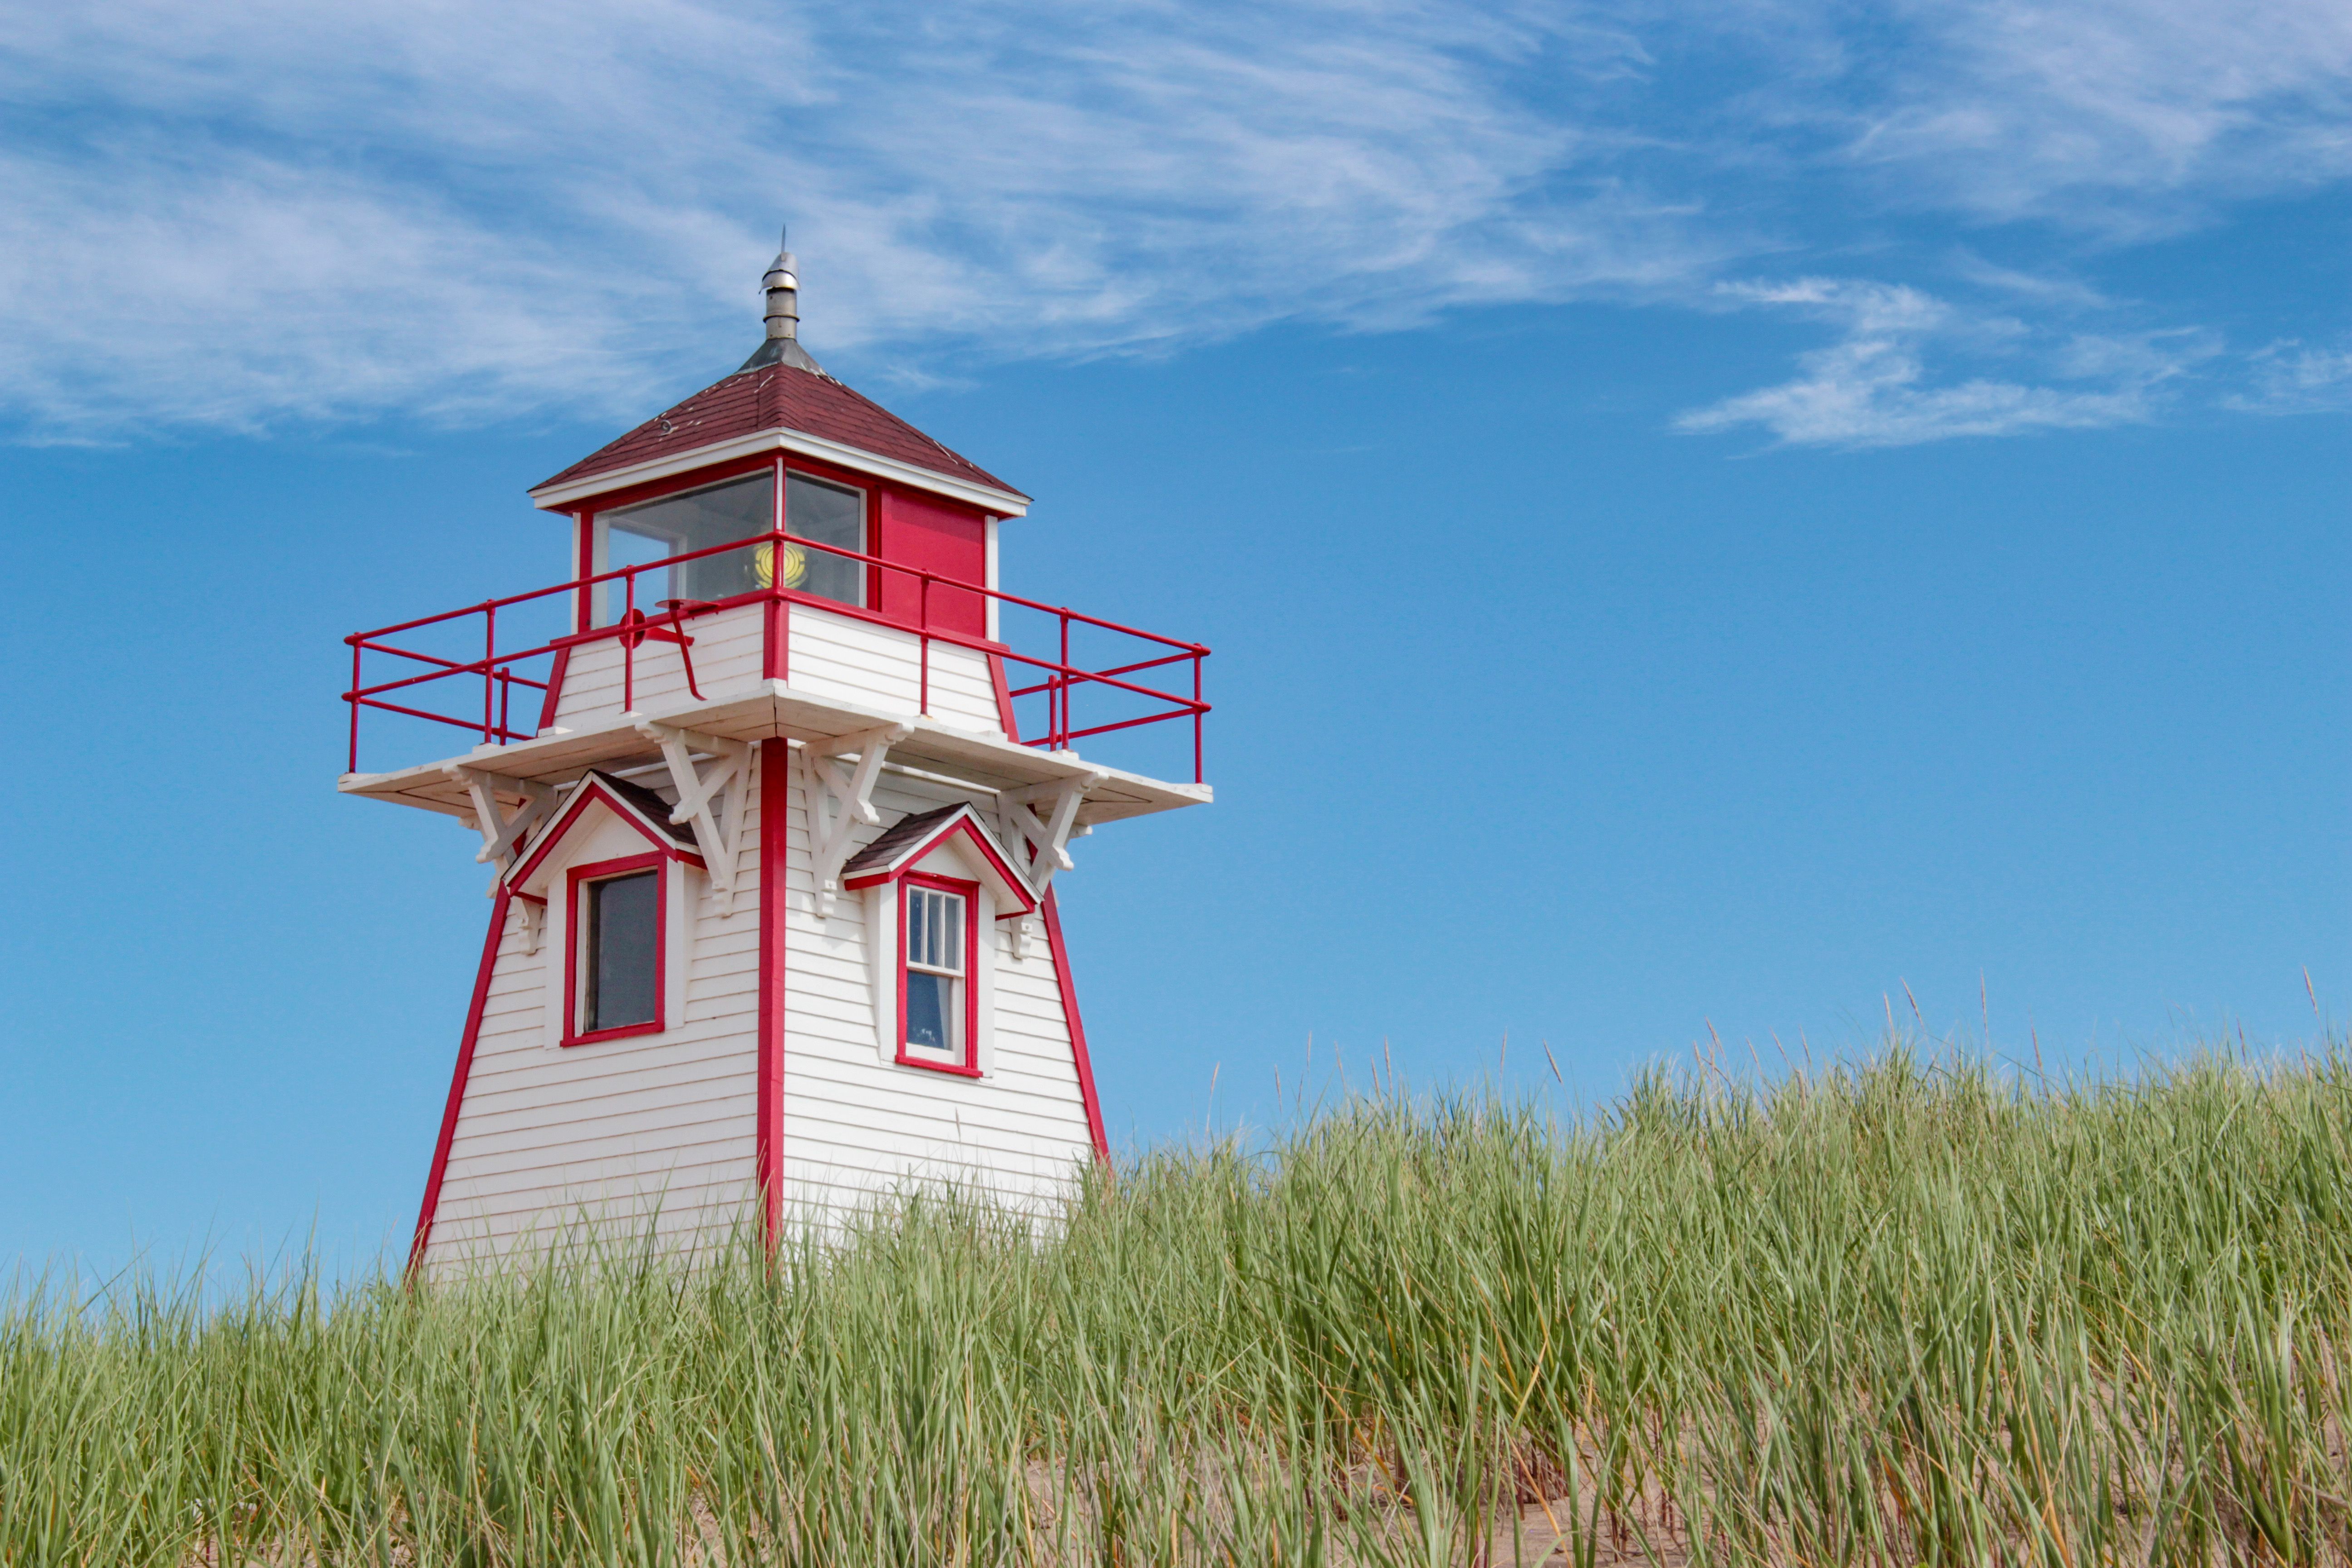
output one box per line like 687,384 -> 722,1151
338,243 -> 1211,1272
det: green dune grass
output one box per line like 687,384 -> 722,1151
5,1042 -> 2348,1565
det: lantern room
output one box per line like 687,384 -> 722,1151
535,352 -> 1009,647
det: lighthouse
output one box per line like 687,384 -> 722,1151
339,241 -> 1211,1272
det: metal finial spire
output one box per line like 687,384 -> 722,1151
762,229 -> 799,343
740,220 -> 825,374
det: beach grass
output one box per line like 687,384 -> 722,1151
4,1039 -> 2348,1565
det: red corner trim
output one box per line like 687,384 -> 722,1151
534,644 -> 571,735
1040,887 -> 1109,1164
755,737 -> 789,1244
407,886 -> 513,1276
988,653 -> 1019,740
762,456 -> 789,682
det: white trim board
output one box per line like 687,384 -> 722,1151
529,428 -> 1031,517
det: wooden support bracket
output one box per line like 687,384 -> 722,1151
1000,770 -> 1103,953
514,892 -> 547,955
446,765 -> 557,896
637,720 -> 754,916
803,723 -> 913,920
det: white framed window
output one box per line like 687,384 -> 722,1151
897,876 -> 977,1074
563,853 -> 667,1045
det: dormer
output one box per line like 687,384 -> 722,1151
500,770 -> 706,1050
840,802 -> 1039,1077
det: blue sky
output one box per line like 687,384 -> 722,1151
1,0 -> 2347,1273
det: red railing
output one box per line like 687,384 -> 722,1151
343,528 -> 1210,783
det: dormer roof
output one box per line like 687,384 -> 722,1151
841,802 -> 1038,914
529,361 -> 1029,514
505,769 -> 703,891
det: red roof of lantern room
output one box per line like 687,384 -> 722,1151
532,360 -> 1026,508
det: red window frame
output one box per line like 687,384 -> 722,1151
562,851 -> 669,1048
896,870 -> 981,1077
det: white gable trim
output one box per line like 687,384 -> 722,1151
529,427 -> 1030,516
840,802 -> 1037,915
503,774 -> 703,892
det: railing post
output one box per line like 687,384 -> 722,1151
1193,650 -> 1204,784
482,601 -> 496,745
623,567 -> 637,714
348,640 -> 362,774
1058,610 -> 1071,750
918,571 -> 931,716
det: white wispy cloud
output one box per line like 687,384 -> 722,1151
0,0 -> 2343,440
0,0 -> 1704,438
1721,0 -> 2352,230
1673,277 -> 2214,446
2230,338 -> 2352,414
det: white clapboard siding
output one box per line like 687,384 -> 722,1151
778,771 -> 1096,1223
784,604 -> 1004,735
546,602 -> 1005,739
420,755 -> 773,1272
423,742 -> 1102,1269
549,604 -> 767,732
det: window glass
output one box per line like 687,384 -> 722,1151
903,885 -> 965,1054
583,870 -> 660,1033
784,472 -> 865,608
596,473 -> 773,625
905,970 -> 952,1052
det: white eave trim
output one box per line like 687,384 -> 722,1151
528,426 -> 1031,516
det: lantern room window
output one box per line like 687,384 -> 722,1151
595,473 -> 772,624
781,471 -> 865,608
900,879 -> 972,1068
589,469 -> 867,625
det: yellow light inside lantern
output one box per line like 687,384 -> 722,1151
753,541 -> 807,590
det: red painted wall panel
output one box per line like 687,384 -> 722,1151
875,489 -> 988,637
